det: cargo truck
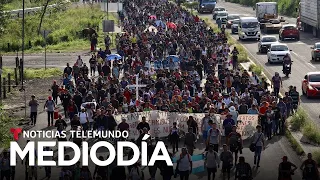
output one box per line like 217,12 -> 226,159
255,2 -> 287,32
298,0 -> 320,37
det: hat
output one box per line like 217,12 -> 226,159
31,95 -> 35,97
88,91 -> 92,95
229,106 -> 236,111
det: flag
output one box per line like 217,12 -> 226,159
172,154 -> 205,174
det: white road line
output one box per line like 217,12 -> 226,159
291,51 -> 305,59
307,63 -> 316,68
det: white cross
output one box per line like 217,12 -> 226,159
127,74 -> 147,100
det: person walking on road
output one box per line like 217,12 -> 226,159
300,153 -> 319,180
278,156 -> 297,180
271,72 -> 282,97
44,96 -> 56,127
89,55 -> 97,77
184,127 -> 197,156
176,147 -> 192,180
0,151 -> 11,180
43,147 -> 52,179
207,120 -> 221,153
204,144 -> 220,180
220,144 -> 233,180
235,156 -> 252,180
227,125 -> 242,165
169,122 -> 180,154
29,95 -> 39,126
251,125 -> 265,168
51,80 -> 59,104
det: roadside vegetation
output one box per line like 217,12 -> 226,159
313,150 -> 320,165
285,130 -> 305,156
290,107 -> 320,145
225,0 -> 299,17
0,107 -> 16,149
0,5 -> 118,54
248,63 -> 262,76
2,67 -> 62,79
3,0 -> 77,10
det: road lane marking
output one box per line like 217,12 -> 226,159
307,63 -> 316,68
291,51 -> 303,59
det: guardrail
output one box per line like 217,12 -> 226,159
4,1 -> 69,19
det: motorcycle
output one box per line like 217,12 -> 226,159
282,61 -> 293,77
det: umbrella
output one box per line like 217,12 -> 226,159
155,20 -> 166,28
166,22 -> 177,30
106,54 -> 122,61
149,15 -> 157,20
166,55 -> 180,63
144,25 -> 158,33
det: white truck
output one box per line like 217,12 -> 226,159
298,0 -> 320,37
238,17 -> 261,41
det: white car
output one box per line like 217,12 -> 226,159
216,11 -> 228,24
213,7 -> 226,19
267,43 -> 292,64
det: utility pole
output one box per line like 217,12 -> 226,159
21,0 -> 25,88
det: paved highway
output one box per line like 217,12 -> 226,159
199,1 -> 320,125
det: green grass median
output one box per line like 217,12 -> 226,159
2,67 -> 62,80
290,107 -> 320,145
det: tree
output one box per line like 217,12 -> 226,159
37,0 -> 51,35
0,0 -> 8,35
183,1 -> 199,13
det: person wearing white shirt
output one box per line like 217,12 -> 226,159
177,148 -> 192,180
205,144 -> 220,180
78,108 -> 89,132
223,94 -> 232,107
229,106 -> 239,124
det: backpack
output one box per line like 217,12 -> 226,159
205,151 -> 217,160
209,128 -> 220,135
180,153 -> 191,162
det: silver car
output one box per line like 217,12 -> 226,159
258,36 -> 278,53
231,19 -> 239,34
212,7 -> 226,19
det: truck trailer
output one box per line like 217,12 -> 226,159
255,2 -> 287,32
299,0 -> 320,37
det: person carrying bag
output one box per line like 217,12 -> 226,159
249,133 -> 262,152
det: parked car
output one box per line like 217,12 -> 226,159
311,42 -> 320,61
231,19 -> 239,34
279,24 -> 300,41
267,43 -> 292,64
212,7 -> 226,19
226,14 -> 240,28
302,72 -> 320,98
258,35 -> 278,53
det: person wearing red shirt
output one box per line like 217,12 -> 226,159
259,101 -> 269,132
123,87 -> 132,103
67,100 -> 78,120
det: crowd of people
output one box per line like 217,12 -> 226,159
1,0 -> 319,179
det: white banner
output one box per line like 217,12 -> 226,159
114,111 -> 258,139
